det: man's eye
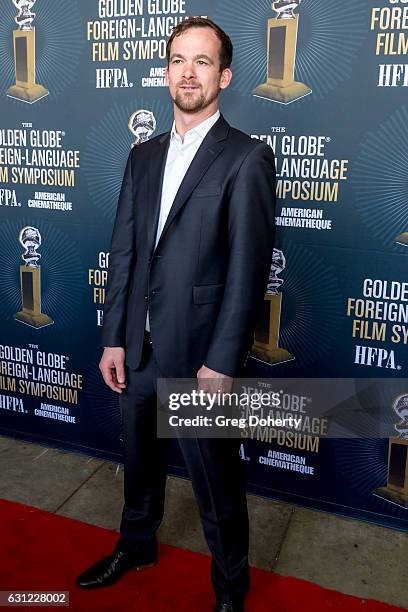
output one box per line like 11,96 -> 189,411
197,60 -> 208,65
172,59 -> 182,64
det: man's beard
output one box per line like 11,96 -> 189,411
173,85 -> 219,114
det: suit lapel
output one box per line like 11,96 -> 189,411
147,132 -> 170,255
155,115 -> 229,251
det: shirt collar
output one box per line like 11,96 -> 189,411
170,110 -> 220,144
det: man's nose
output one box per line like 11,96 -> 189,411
182,62 -> 196,79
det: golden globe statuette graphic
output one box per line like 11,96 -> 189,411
251,249 -> 294,364
15,227 -> 54,328
373,395 -> 408,508
128,110 -> 157,147
7,0 -> 49,104
253,0 -> 311,104
395,232 -> 408,247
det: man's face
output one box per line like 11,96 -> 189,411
166,27 -> 231,114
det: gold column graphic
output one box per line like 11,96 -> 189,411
7,1 -> 48,104
251,249 -> 294,364
373,395 -> 408,508
253,0 -> 311,105
15,226 -> 53,328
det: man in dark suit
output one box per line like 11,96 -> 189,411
76,17 -> 276,612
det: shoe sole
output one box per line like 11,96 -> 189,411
134,561 -> 156,571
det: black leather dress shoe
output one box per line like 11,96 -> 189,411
76,548 -> 157,589
214,600 -> 244,612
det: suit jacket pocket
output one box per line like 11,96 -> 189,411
193,283 -> 225,304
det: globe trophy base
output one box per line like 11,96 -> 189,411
253,81 -> 311,105
250,346 -> 294,365
15,311 -> 54,328
7,84 -> 49,104
395,232 -> 408,247
373,486 -> 408,508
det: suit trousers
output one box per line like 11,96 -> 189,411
117,337 -> 250,600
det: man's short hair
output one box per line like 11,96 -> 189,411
166,17 -> 233,72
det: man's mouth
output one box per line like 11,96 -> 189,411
179,84 -> 200,90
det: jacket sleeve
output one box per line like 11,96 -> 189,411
203,142 -> 276,376
101,149 -> 136,348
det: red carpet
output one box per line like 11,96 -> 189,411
0,499 -> 403,611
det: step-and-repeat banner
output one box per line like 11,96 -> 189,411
1,0 -> 408,529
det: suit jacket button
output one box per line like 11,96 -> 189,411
144,295 -> 148,300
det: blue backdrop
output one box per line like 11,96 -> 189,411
1,0 -> 408,529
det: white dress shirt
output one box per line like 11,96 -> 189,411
146,109 -> 220,331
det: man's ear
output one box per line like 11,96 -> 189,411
220,68 -> 232,90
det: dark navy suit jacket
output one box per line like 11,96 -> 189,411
101,114 -> 276,378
